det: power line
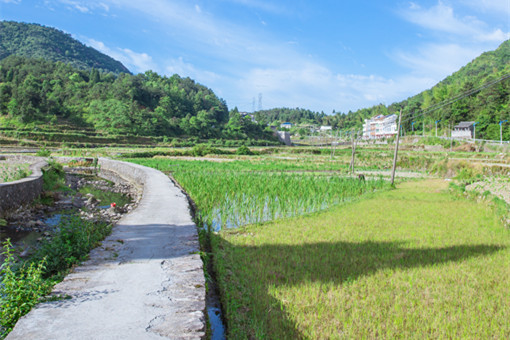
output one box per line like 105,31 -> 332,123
401,72 -> 510,125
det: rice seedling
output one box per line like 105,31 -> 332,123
126,158 -> 390,230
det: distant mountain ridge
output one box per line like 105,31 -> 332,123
0,21 -> 131,74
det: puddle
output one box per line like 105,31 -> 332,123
0,227 -> 39,246
207,305 -> 225,340
206,276 -> 226,340
43,214 -> 62,227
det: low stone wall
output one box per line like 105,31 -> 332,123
0,156 -> 47,217
98,158 -> 147,191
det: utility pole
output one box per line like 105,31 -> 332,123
350,131 -> 357,174
435,120 -> 441,137
390,109 -> 403,186
500,120 -> 508,145
412,121 -> 415,134
450,122 -> 453,152
473,122 -> 478,142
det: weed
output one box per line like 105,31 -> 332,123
0,240 -> 51,338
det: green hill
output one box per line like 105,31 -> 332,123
0,56 -> 276,145
325,40 -> 510,140
0,21 -> 130,75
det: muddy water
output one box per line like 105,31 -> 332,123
0,227 -> 39,247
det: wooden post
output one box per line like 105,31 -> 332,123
450,122 -> 453,152
390,109 -> 403,186
350,132 -> 357,174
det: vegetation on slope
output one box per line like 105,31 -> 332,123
324,40 -> 510,140
253,107 -> 325,127
0,21 -> 130,75
0,56 -> 276,141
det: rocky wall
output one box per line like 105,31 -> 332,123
0,157 -> 47,217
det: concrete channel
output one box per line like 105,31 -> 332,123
7,158 -> 206,339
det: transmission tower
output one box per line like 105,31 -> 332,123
252,97 -> 256,112
258,93 -> 262,111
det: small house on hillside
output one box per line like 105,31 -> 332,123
280,122 -> 292,129
320,125 -> 332,131
452,121 -> 475,139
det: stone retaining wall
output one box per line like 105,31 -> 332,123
98,158 -> 146,191
0,156 -> 47,217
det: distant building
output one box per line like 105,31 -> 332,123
319,125 -> 332,131
240,112 -> 257,122
362,114 -> 398,139
280,122 -> 292,129
276,131 -> 291,146
452,121 -> 475,139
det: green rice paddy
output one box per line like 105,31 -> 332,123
126,158 -> 389,230
126,152 -> 510,339
212,179 -> 510,339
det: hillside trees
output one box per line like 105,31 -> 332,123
0,55 -> 277,141
330,40 -> 510,139
0,21 -> 130,74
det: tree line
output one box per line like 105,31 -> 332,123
0,55 -> 276,141
323,40 -> 510,140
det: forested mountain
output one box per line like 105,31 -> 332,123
327,40 -> 510,140
0,55 -> 274,140
0,21 -> 130,75
253,107 -> 325,126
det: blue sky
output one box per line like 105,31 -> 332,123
1,0 -> 509,113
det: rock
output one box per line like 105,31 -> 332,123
26,220 -> 38,228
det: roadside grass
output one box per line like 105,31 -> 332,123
212,179 -> 510,339
0,162 -> 112,338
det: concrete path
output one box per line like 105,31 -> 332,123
7,161 -> 205,339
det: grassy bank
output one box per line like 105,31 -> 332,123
0,162 -> 112,338
212,179 -> 510,339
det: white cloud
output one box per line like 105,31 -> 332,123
54,0 -> 110,14
400,1 -> 510,42
55,0 -> 508,113
219,0 -> 288,14
461,0 -> 510,16
233,62 -> 436,113
393,43 -> 486,79
87,38 -> 157,73
165,57 -> 220,85
477,29 -> 510,42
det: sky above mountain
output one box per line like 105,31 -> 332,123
1,0 -> 509,113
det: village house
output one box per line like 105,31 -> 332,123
452,121 -> 475,139
280,122 -> 292,129
362,114 -> 398,139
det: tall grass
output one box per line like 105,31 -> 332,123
176,171 -> 387,230
126,158 -> 389,230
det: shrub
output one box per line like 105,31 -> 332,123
235,145 -> 253,155
36,147 -> 51,157
0,241 -> 51,337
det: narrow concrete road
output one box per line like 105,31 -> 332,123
7,161 -> 206,339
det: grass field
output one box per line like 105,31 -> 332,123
212,179 -> 510,339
